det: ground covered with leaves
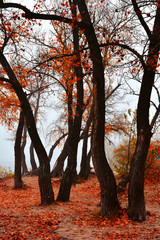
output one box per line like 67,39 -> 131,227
0,170 -> 160,239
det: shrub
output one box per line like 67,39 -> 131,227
113,139 -> 160,176
0,166 -> 14,179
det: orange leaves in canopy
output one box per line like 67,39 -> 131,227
105,116 -> 128,135
0,84 -> 20,129
0,8 -> 44,130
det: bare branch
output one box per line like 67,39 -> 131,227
131,0 -> 151,39
100,42 -> 146,70
0,3 -> 88,27
150,103 -> 160,130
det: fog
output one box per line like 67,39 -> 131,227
0,126 -> 14,170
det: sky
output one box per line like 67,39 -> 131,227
0,123 -> 83,172
0,126 -> 14,170
0,123 -> 63,171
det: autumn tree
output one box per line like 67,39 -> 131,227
109,0 -> 160,221
76,0 -> 120,215
0,5 -> 54,204
0,0 -> 121,216
126,0 -> 160,222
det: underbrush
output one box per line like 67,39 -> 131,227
145,165 -> 160,184
0,166 -> 14,179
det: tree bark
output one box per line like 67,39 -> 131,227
30,142 -> 37,170
79,149 -> 91,180
117,174 -> 129,193
49,133 -> 68,162
57,0 -> 84,201
79,106 -> 93,180
51,136 -> 69,177
14,110 -> 24,188
0,51 -> 54,204
128,130 -> 151,221
21,149 -> 28,175
21,117 -> 28,175
128,1 -> 160,221
77,0 -> 119,216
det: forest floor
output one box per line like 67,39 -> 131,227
0,170 -> 160,240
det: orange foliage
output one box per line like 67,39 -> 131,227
0,84 -> 20,129
0,8 -> 38,130
113,138 -> 160,176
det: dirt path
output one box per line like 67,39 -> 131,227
0,174 -> 160,239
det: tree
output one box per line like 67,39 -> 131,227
57,0 -> 84,201
79,105 -> 93,180
99,0 -> 160,221
76,0 -> 119,216
21,118 -> 28,175
127,0 -> 160,221
14,110 -> 24,188
0,7 -> 54,204
0,0 -> 120,216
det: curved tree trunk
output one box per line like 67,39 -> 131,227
0,51 -> 54,205
29,86 -> 42,172
57,0 -> 84,201
79,106 -> 93,180
21,149 -> 28,175
77,0 -> 119,216
21,118 -> 28,175
51,136 -> 69,177
128,131 -> 151,221
56,134 -> 78,201
128,1 -> 160,221
30,142 -> 37,170
14,110 -> 24,188
79,148 -> 91,180
49,133 -> 68,162
117,173 -> 129,193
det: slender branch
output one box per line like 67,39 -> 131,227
105,83 -> 121,101
131,0 -> 151,39
0,76 -> 12,84
0,3 -> 88,27
153,84 -> 160,103
150,100 -> 158,110
31,40 -> 147,73
48,132 -> 68,161
150,103 -> 160,130
101,42 -> 146,70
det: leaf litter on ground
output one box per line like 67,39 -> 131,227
0,170 -> 160,239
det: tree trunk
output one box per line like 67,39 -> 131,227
0,51 -> 54,204
117,173 -> 129,193
49,133 -> 68,161
79,148 -> 91,180
128,131 -> 151,221
57,0 -> 84,201
14,111 -> 24,188
128,1 -> 160,221
21,120 -> 28,175
51,136 -> 69,177
77,0 -> 119,216
56,135 -> 78,201
79,106 -> 93,179
21,148 -> 28,175
30,142 -> 37,170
